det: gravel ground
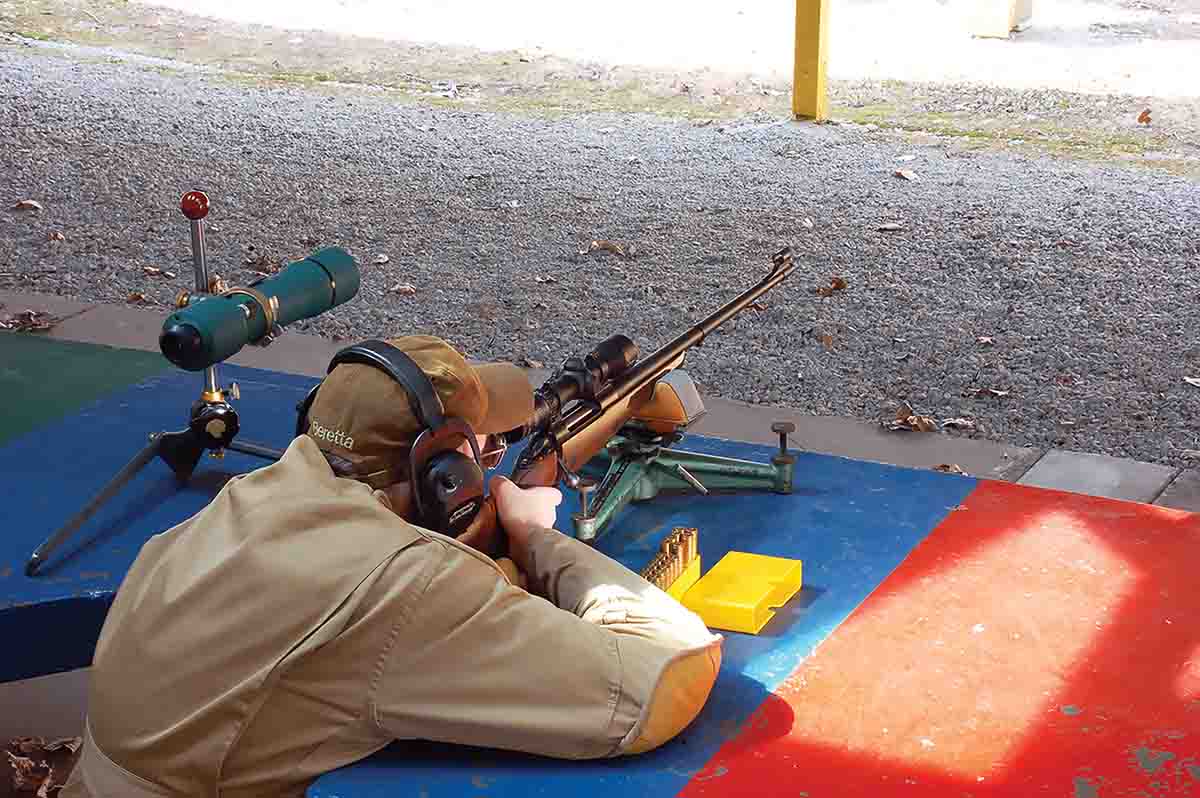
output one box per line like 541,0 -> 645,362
2,44 -> 1200,466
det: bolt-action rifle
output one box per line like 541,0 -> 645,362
463,246 -> 800,558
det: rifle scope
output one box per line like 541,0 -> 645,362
514,334 -> 640,439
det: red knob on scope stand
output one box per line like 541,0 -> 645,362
180,190 -> 210,221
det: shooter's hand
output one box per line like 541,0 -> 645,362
490,475 -> 563,563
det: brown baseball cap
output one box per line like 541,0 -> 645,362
303,335 -> 533,486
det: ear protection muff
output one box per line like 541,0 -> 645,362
295,340 -> 487,536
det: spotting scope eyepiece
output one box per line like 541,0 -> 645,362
159,247 -> 360,371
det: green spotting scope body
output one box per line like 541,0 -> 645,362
160,247 -> 360,371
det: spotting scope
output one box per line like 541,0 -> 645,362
159,247 -> 360,371
25,190 -> 362,578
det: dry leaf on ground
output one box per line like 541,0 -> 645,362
934,463 -> 967,474
373,254 -> 390,265
942,417 -> 976,431
883,401 -> 938,432
0,309 -> 59,332
593,240 -> 626,257
127,292 -> 149,304
812,276 -> 849,297
7,751 -> 47,794
12,199 -> 44,211
818,332 -> 835,350
1185,377 -> 1200,388
1138,108 -> 1152,125
519,358 -> 545,369
143,267 -> 176,278
46,231 -> 65,242
966,387 -> 1010,398
894,169 -> 919,181
244,251 -> 274,269
977,336 -> 995,346
5,736 -> 81,798
208,275 -> 228,294
389,283 -> 417,296
248,254 -> 283,277
581,240 -> 628,258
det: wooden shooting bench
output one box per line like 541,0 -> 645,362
3,339 -> 1198,797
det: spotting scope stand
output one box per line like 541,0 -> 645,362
24,191 -> 285,577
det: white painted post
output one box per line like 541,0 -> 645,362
969,0 -> 1033,38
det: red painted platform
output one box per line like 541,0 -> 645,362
684,480 -> 1200,797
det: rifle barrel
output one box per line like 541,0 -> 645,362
552,251 -> 797,445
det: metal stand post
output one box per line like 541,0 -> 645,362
24,191 -> 285,577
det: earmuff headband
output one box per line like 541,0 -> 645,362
326,341 -> 447,429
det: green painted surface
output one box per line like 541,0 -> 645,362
0,334 -> 171,446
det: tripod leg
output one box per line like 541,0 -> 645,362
226,440 -> 285,461
25,435 -> 165,577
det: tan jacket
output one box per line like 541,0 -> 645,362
62,436 -> 722,798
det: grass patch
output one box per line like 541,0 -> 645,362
833,103 -> 1198,176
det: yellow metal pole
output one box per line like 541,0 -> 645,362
793,0 -> 829,121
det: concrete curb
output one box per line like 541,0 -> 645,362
3,289 -> 1196,511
